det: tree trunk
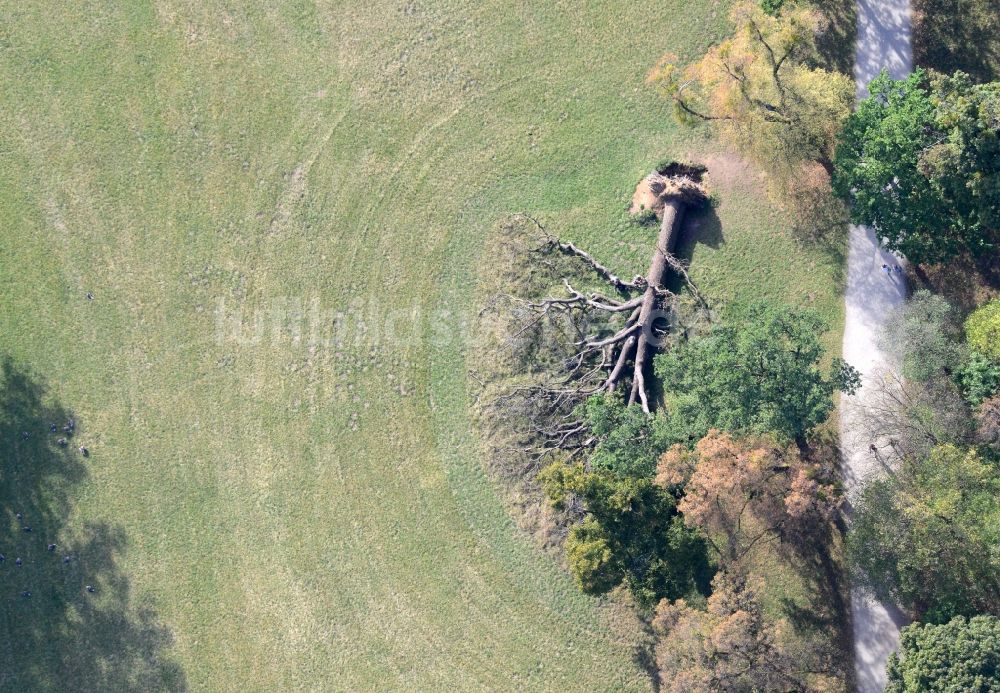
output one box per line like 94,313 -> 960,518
627,198 -> 687,412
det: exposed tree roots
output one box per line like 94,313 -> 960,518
478,165 -> 709,461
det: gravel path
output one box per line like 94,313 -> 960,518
841,0 -> 913,690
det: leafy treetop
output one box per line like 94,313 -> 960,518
657,430 -> 840,565
648,1 -> 852,177
848,444 -> 1000,622
580,394 -> 671,478
655,300 -> 859,445
539,461 -> 712,607
886,615 -> 1000,693
833,69 -> 1000,264
882,289 -> 964,382
966,298 -> 1000,361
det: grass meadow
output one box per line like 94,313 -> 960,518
0,1 -> 847,689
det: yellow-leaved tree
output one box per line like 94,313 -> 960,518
649,2 -> 853,178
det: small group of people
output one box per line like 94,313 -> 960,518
50,418 -> 74,434
880,262 -> 903,277
8,406 -> 96,600
47,417 -> 88,456
3,512 -> 93,598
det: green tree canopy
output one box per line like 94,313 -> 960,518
539,461 -> 712,606
654,300 -> 859,445
882,290 -> 964,382
833,69 -> 1000,264
886,615 -> 1000,692
848,445 -> 1000,622
958,351 -> 1000,408
579,394 -> 671,478
960,300 -> 1000,408
966,299 -> 1000,361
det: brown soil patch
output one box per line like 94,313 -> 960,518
629,175 -> 663,216
692,151 -> 756,191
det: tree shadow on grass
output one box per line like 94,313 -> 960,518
0,357 -> 186,691
913,0 -> 1000,83
812,0 -> 857,75
784,182 -> 850,289
798,223 -> 849,289
775,527 -> 854,683
632,634 -> 661,693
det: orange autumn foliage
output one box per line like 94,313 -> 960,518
656,430 -> 839,565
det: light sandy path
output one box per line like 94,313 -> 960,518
841,0 -> 913,690
841,225 -> 910,693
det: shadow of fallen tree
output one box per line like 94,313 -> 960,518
0,357 -> 186,691
661,199 -> 724,298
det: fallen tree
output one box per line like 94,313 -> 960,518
475,163 -> 710,464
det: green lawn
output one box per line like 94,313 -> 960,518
0,1 -> 846,690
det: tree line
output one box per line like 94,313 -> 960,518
850,291 -> 1000,690
649,7 -> 1000,686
